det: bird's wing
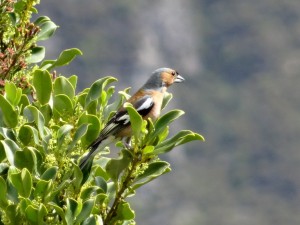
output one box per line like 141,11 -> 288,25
87,95 -> 154,148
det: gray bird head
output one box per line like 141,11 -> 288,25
142,68 -> 184,90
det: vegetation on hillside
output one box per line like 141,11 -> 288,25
0,1 -> 203,224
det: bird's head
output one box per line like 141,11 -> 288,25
143,67 -> 185,90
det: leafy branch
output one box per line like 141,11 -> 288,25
0,1 -> 204,224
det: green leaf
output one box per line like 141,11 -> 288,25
74,199 -> 95,224
142,145 -> 154,154
65,198 -> 78,225
68,75 -> 78,90
133,161 -> 171,190
40,104 -> 52,125
106,149 -> 132,182
48,48 -> 83,70
19,94 -> 30,113
0,94 -> 18,128
25,204 -> 48,225
5,204 -> 22,224
32,69 -> 52,105
18,125 -> 39,146
41,166 -> 58,181
14,148 -> 37,173
82,216 -> 97,225
77,113 -> 101,147
55,48 -> 82,67
6,176 -> 18,203
57,124 -> 73,148
14,1 -> 26,12
23,106 -> 46,139
8,12 -> 17,25
9,168 -> 32,198
0,127 -> 16,140
80,187 -> 98,200
124,103 -> 144,140
40,59 -> 56,70
53,76 -> 75,99
26,46 -> 45,63
72,162 -> 83,191
1,139 -> 20,165
67,123 -> 89,153
153,130 -> 205,154
34,179 -> 53,202
94,176 -> 107,193
94,165 -> 110,181
0,176 -> 8,208
85,76 -> 117,108
48,202 -> 67,224
5,82 -> 22,106
34,16 -> 51,25
149,110 -> 185,143
53,94 -> 73,117
37,20 -> 58,41
115,202 -> 135,221
161,92 -> 173,110
77,92 -> 87,108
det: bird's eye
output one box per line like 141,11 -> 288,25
171,71 -> 175,76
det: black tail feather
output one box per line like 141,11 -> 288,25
79,136 -> 105,170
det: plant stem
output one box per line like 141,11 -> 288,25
104,157 -> 139,225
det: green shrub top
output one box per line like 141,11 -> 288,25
0,0 -> 204,224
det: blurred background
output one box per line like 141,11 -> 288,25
37,1 -> 300,224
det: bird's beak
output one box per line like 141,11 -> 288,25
174,74 -> 185,83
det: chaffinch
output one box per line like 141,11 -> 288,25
79,67 -> 184,170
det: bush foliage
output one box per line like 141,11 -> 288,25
0,0 -> 204,224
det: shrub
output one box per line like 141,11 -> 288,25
0,0 -> 204,224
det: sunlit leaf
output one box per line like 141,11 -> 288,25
85,76 -> 117,109
37,20 -> 58,41
53,94 -> 73,117
68,75 -> 78,90
14,147 -> 37,173
124,102 -> 144,140
153,130 -> 205,154
106,149 -> 132,182
57,124 -> 73,148
0,139 -> 20,165
67,123 -> 89,153
9,168 -> 32,198
18,125 -> 40,146
0,176 -> 8,208
26,46 -> 45,63
25,204 -> 48,225
48,48 -> 83,71
23,106 -> 46,139
53,76 -> 75,99
148,110 -> 184,144
48,203 -> 67,224
133,161 -> 170,190
78,113 -> 101,147
5,82 -> 22,106
41,166 -> 58,181
34,179 -> 53,202
161,92 -> 173,110
32,69 -> 52,105
0,95 -> 18,128
115,202 -> 135,221
65,198 -> 78,225
75,199 -> 95,224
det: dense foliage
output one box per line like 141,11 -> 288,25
0,0 -> 204,224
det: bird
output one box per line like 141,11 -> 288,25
79,67 -> 185,170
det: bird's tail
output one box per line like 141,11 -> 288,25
79,135 -> 115,170
79,136 -> 105,170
